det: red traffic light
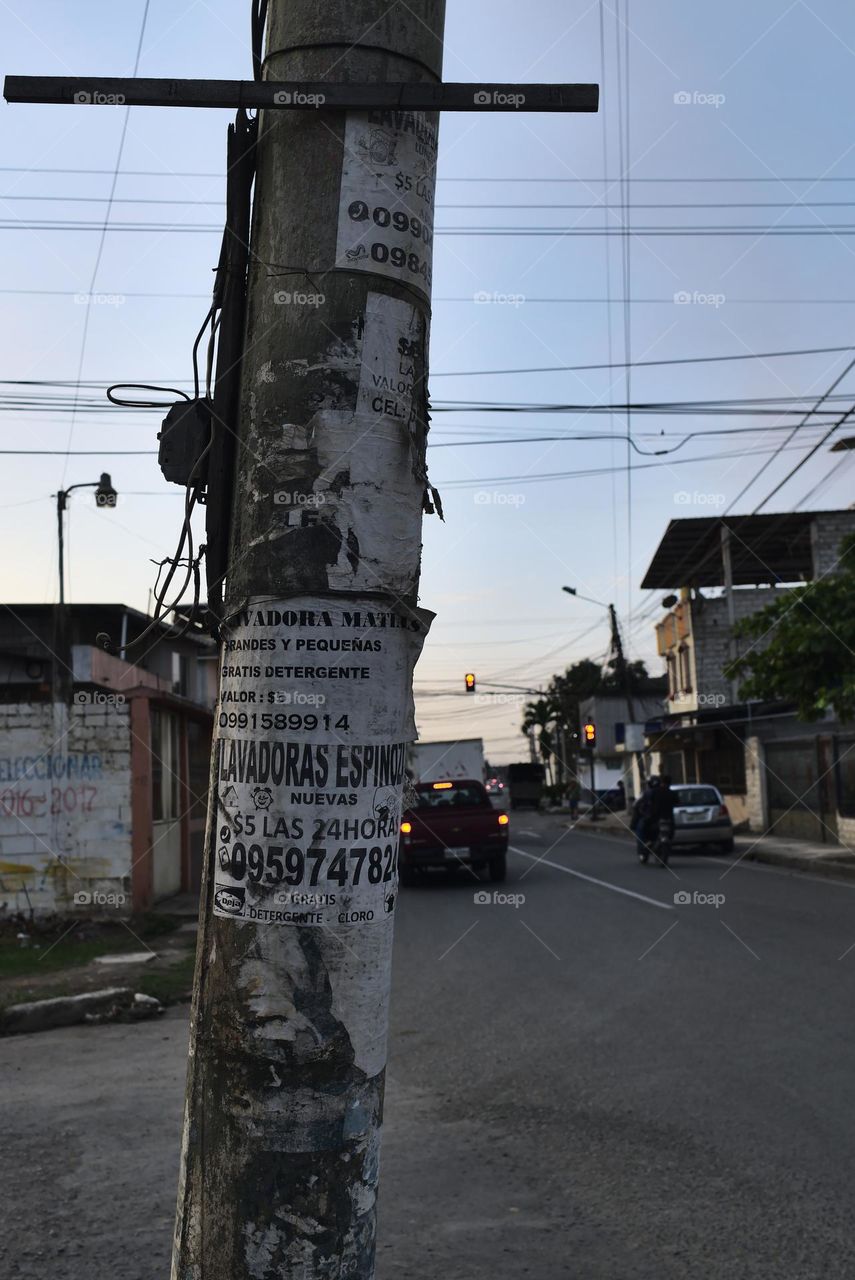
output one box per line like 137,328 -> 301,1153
465,672 -> 476,693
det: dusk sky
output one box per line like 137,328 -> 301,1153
3,0 -> 855,760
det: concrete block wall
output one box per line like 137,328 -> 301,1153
811,512 -> 855,580
692,588 -> 786,707
0,698 -> 133,916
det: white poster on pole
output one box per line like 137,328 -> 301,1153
335,109 -> 438,301
211,597 -> 432,928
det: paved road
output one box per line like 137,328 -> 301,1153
3,813 -> 855,1278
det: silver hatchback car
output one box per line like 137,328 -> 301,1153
671,784 -> 734,852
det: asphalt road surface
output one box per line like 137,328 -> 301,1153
3,812 -> 855,1279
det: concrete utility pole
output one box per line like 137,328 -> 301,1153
5,17 -> 597,1275
172,5 -> 444,1276
608,603 -> 646,789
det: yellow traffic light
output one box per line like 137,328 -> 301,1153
465,672 -> 476,693
583,721 -> 596,746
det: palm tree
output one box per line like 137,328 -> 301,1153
520,697 -> 556,786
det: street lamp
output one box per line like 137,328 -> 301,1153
562,584 -> 646,796
562,585 -> 608,608
55,473 -> 118,604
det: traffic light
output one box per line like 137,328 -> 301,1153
465,672 -> 476,693
583,721 -> 596,747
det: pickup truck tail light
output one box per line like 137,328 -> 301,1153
400,821 -> 412,834
497,813 -> 509,826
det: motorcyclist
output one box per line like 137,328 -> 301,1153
631,776 -> 659,860
648,773 -> 675,862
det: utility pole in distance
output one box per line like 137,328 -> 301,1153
173,5 -> 445,1276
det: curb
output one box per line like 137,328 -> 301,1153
571,819 -> 855,883
0,987 -> 164,1036
744,846 -> 855,883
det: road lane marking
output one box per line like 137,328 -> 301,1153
518,829 -> 541,838
510,846 -> 675,911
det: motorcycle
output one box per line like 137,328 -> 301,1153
637,818 -> 672,867
652,818 -> 672,867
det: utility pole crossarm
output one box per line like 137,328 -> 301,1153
3,76 -> 598,112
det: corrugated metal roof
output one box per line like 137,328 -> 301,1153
640,511 -> 852,589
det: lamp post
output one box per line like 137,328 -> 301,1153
55,473 -> 117,604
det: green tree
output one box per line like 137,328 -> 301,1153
727,533 -> 855,721
521,697 -> 556,784
520,658 -> 655,785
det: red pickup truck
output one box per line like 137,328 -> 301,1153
399,778 -> 509,884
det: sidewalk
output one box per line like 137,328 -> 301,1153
570,812 -> 855,882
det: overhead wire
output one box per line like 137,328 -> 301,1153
725,349 -> 855,512
597,0 -> 620,595
60,0 -> 151,488
10,166 -> 855,182
14,219 -> 855,237
430,344 -> 855,378
9,343 -> 855,383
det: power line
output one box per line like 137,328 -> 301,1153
7,167 -> 855,182
429,423 -> 831,450
6,288 -> 855,305
0,195 -> 226,205
2,392 -> 851,419
60,0 -> 151,488
429,394 -> 855,415
0,450 -> 155,456
435,438 -> 839,489
6,343 -> 855,385
430,344 -> 855,378
12,193 -> 855,211
11,219 -> 855,236
726,350 -> 855,512
5,423 -> 833,457
754,404 -> 855,512
795,449 -> 855,509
